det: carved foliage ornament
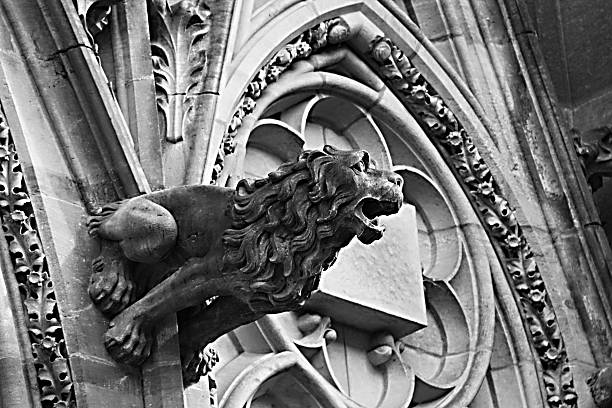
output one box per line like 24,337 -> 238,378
369,36 -> 577,407
574,126 -> 612,191
210,18 -> 350,184
213,19 -> 577,408
0,107 -> 76,407
149,0 -> 211,143
87,146 -> 403,384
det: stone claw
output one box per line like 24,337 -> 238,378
87,202 -> 122,237
89,255 -> 134,316
104,311 -> 152,366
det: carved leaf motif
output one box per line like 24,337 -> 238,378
0,147 -> 29,211
149,0 -> 211,143
210,18 -> 351,184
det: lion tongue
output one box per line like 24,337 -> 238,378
358,219 -> 384,244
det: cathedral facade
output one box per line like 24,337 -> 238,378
0,1 -> 611,407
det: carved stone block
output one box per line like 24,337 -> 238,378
306,204 -> 426,338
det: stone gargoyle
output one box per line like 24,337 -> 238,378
87,145 -> 404,384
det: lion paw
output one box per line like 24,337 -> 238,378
89,255 -> 134,316
104,310 -> 152,365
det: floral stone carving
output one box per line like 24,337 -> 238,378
149,0 -> 211,143
87,146 -> 403,383
211,18 -> 350,184
0,106 -> 76,407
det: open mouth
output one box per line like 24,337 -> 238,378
355,197 -> 402,244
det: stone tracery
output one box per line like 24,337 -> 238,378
208,17 -> 577,408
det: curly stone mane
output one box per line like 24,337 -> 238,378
222,149 -> 361,310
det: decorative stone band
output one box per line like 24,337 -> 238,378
368,36 -> 577,408
210,18 -> 350,184
213,19 -> 577,408
0,106 -> 76,407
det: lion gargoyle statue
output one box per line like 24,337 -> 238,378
87,145 -> 404,384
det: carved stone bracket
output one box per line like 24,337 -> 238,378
0,106 -> 76,407
368,36 -> 577,408
149,0 -> 212,143
574,126 -> 612,191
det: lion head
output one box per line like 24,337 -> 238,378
222,145 -> 403,311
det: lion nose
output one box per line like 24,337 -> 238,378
389,173 -> 403,188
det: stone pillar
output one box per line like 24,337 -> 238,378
0,0 -> 185,406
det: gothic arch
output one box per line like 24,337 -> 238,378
203,2 -> 576,407
0,1 -> 590,407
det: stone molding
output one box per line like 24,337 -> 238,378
0,0 -> 150,206
0,104 -> 76,408
84,0 -> 165,190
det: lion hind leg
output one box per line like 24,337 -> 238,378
88,197 -> 178,263
88,198 -> 177,316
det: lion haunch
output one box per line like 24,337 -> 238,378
87,145 -> 403,382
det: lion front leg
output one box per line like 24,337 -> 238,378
104,256 -> 228,365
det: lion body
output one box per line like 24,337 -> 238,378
87,147 -> 404,382
131,185 -> 234,288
